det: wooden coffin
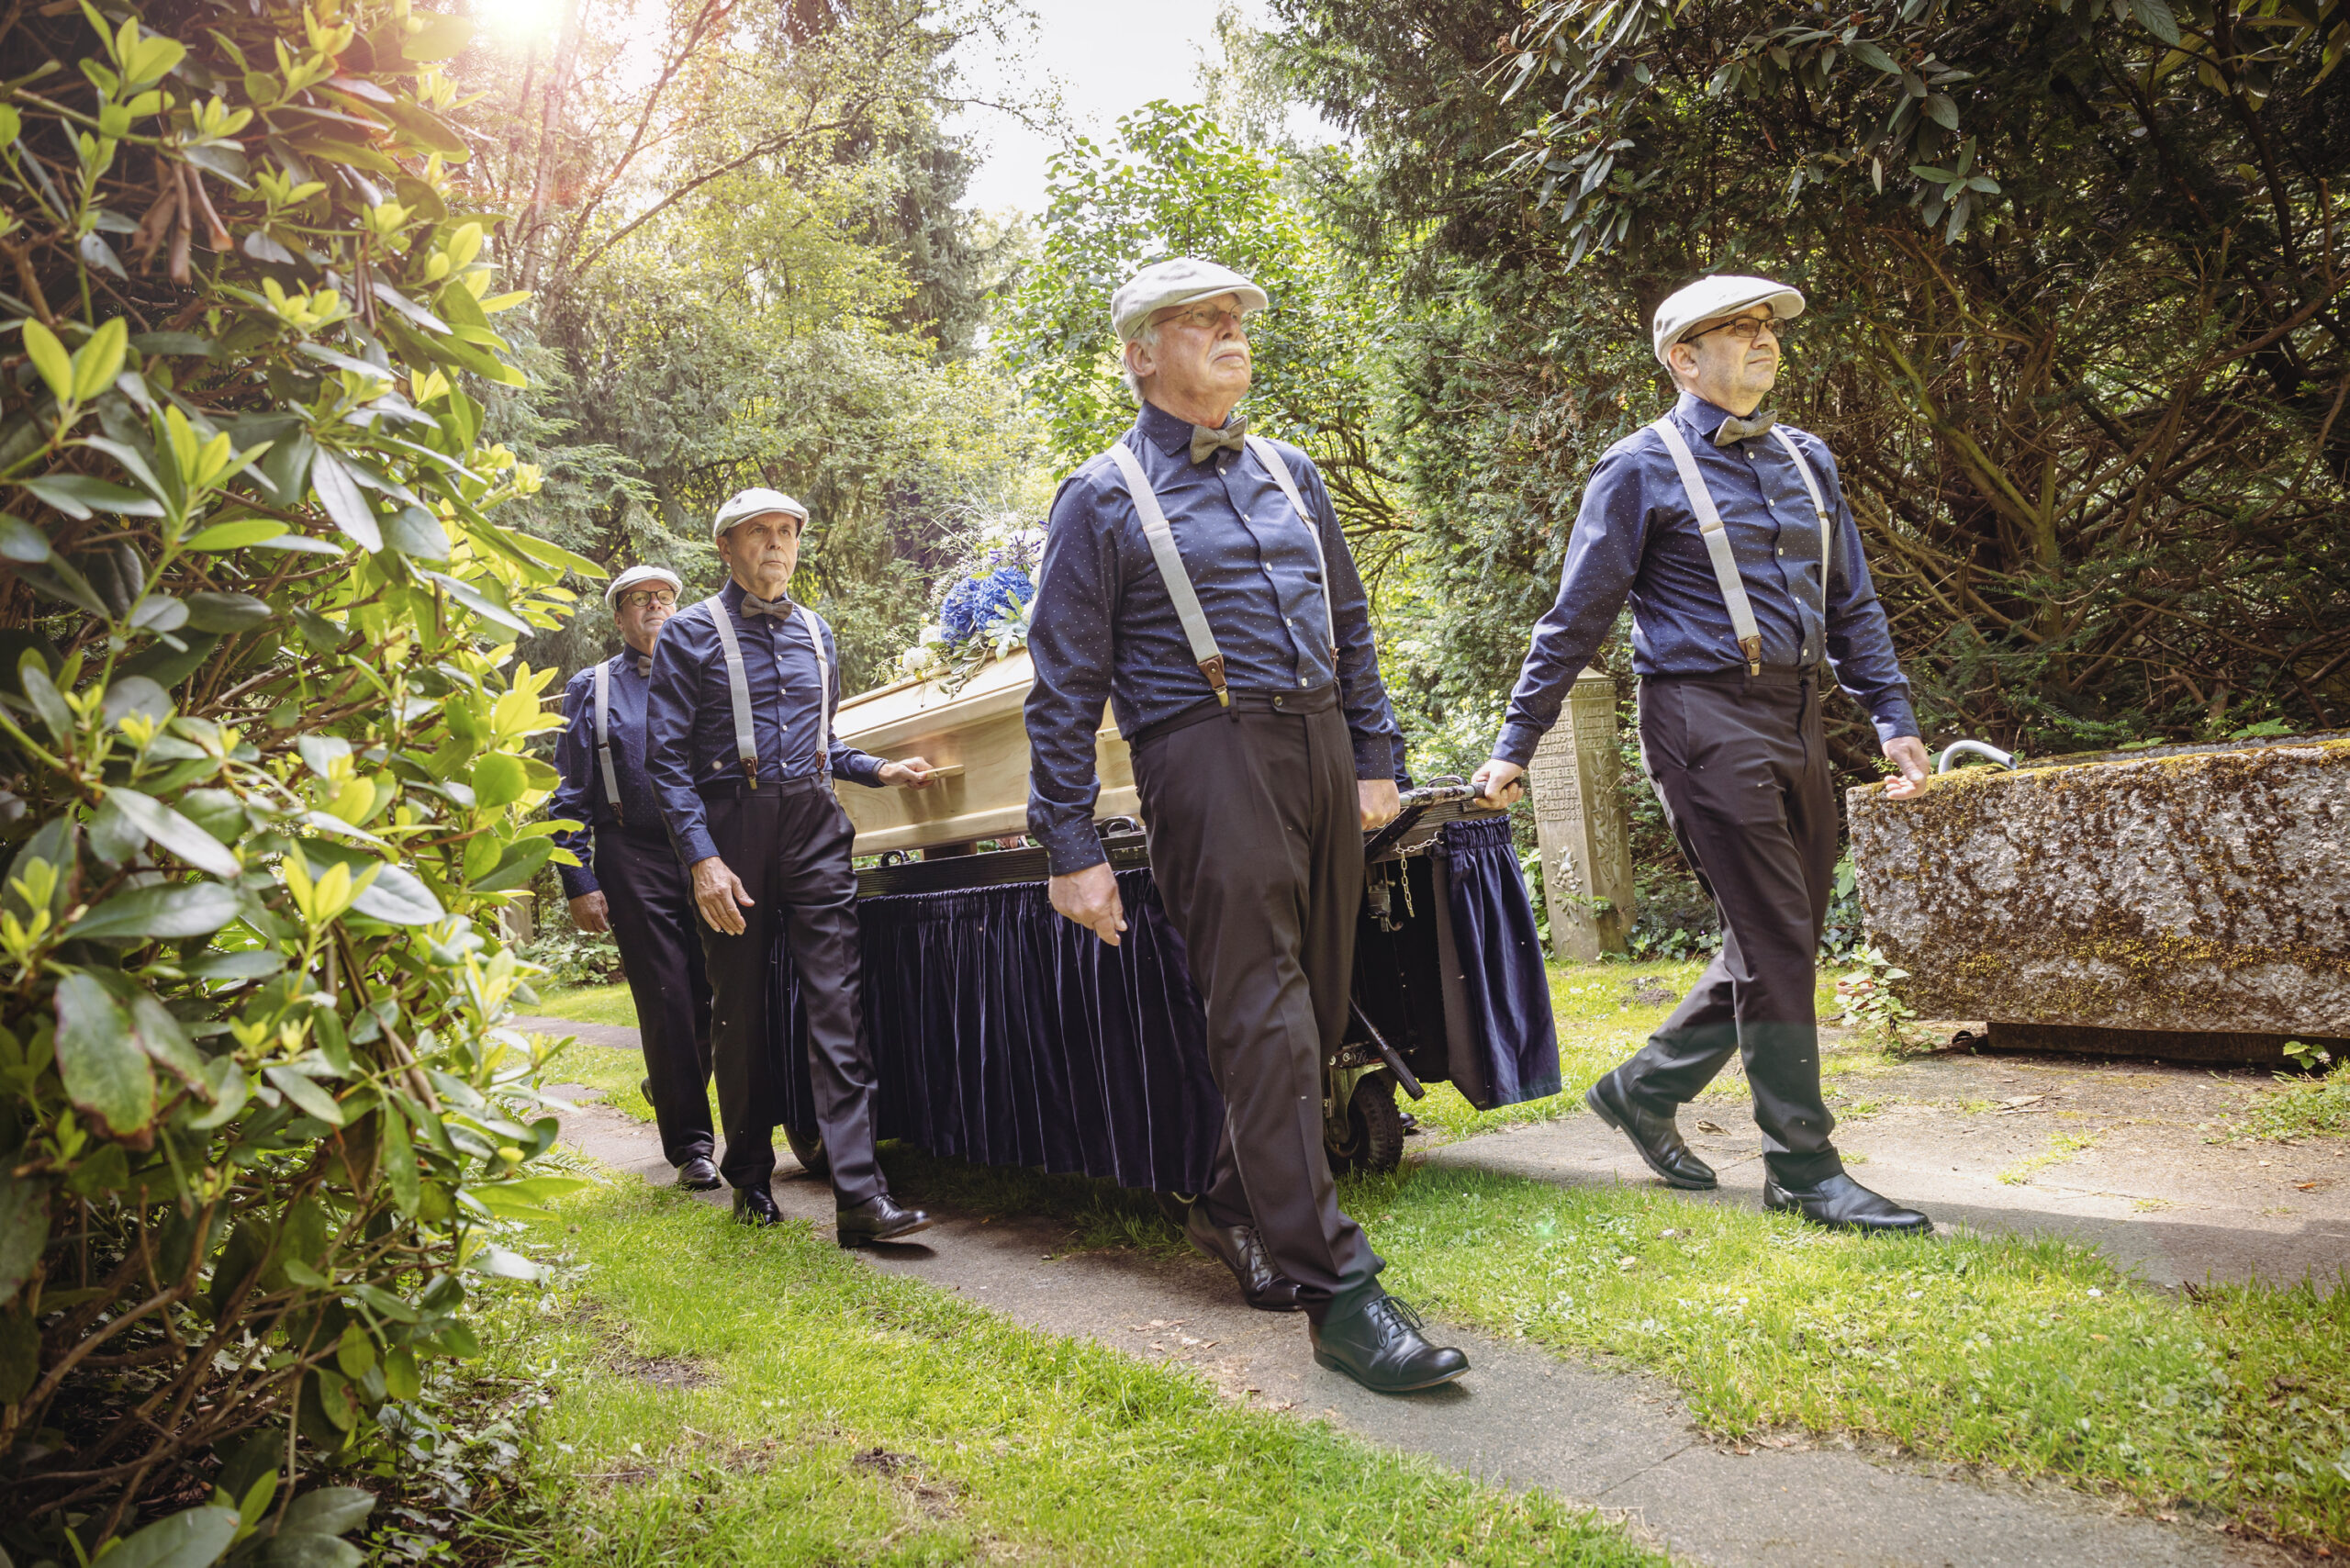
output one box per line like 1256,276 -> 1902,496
831,648 -> 1137,856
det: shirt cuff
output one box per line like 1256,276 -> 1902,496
1494,721 -> 1548,770
558,864 -> 599,901
1871,698 -> 1921,746
676,825 -> 720,868
1035,813 -> 1108,877
1350,733 -> 1394,782
841,751 -> 886,788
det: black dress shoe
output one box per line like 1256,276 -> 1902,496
1764,1171 -> 1932,1235
1585,1072 -> 1717,1190
677,1156 -> 720,1191
1310,1294 -> 1469,1394
1183,1204 -> 1303,1312
836,1193 -> 934,1249
732,1185 -> 783,1226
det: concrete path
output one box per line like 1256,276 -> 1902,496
526,1021 -> 2303,1568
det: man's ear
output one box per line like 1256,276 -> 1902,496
1665,341 -> 1698,386
1125,338 -> 1156,384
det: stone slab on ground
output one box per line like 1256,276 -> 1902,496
547,1079 -> 2297,1568
1846,736 -> 2350,1039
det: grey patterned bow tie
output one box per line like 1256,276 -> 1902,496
629,653 -> 653,677
740,591 -> 795,619
1713,411 -> 1775,446
1190,416 -> 1248,465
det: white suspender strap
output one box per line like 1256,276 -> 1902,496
1651,418 -> 1763,676
1242,434 -> 1340,661
799,604 -> 831,770
1767,426 -> 1834,606
593,658 -> 624,823
704,595 -> 759,788
1104,442 -> 1230,706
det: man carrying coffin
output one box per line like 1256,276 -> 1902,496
644,488 -> 939,1243
549,565 -> 716,1192
1472,274 -> 1935,1234
1025,258 -> 1469,1394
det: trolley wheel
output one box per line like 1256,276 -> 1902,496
781,1125 -> 830,1181
1154,1191 -> 1196,1229
1326,1072 -> 1406,1176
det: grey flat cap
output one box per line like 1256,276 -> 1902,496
1110,258 -> 1270,344
602,564 -> 683,610
711,487 -> 809,543
1651,274 -> 1806,364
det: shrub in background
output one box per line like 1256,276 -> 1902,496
0,0 -> 600,1558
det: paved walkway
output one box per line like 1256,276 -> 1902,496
524,1017 -> 2306,1568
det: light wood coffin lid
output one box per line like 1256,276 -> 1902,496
830,647 -> 1137,855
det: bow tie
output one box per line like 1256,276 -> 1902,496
1190,417 -> 1248,465
629,654 -> 653,677
1713,411 -> 1775,446
740,591 -> 795,619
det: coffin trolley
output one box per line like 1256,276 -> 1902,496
756,651 -> 1561,1195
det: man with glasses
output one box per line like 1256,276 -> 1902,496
1472,274 -> 1938,1234
645,489 -> 940,1244
550,565 -> 718,1191
1026,257 -> 1469,1393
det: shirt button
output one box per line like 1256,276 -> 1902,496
1299,677 -> 1311,687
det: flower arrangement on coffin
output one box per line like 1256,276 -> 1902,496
898,525 -> 1042,691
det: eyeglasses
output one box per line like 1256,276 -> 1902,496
619,589 -> 678,610
1689,317 -> 1787,346
1158,304 -> 1250,334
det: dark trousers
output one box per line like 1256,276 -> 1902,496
695,778 -> 882,1203
1132,684 -> 1382,1320
593,829 -> 713,1168
1617,670 -> 1844,1186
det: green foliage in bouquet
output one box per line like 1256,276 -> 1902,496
0,0 -> 601,1556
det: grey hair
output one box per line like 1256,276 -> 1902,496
1120,319 -> 1162,405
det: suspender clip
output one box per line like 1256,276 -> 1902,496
1740,635 -> 1763,677
1199,655 -> 1230,707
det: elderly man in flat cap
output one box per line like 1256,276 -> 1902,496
1026,257 -> 1468,1393
1472,274 -> 1936,1235
644,489 -> 939,1243
549,565 -> 718,1192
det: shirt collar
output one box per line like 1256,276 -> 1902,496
1135,398 -> 1241,459
1673,390 -> 1740,440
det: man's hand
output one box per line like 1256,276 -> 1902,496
1049,861 -> 1127,946
1472,756 -> 1527,807
1359,778 -> 1401,831
879,756 -> 936,789
690,856 -> 755,935
567,890 -> 610,935
1883,735 -> 1931,800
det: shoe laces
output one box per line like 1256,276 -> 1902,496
1368,1295 -> 1425,1337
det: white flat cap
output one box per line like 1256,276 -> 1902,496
602,564 -> 682,610
1651,274 -> 1806,364
711,487 -> 809,542
1110,258 -> 1270,344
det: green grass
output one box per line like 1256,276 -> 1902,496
2240,1066 -> 2350,1141
1996,1132 -> 2100,1186
1346,1163 -> 2350,1551
464,1181 -> 1662,1566
523,981 -> 638,1028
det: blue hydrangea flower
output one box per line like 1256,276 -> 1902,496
938,566 -> 1034,645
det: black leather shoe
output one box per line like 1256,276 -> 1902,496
677,1156 -> 720,1191
1310,1294 -> 1469,1394
1183,1204 -> 1303,1312
732,1185 -> 783,1226
1585,1072 -> 1717,1190
1764,1171 -> 1933,1235
836,1193 -> 934,1249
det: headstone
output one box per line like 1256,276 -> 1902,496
1847,734 -> 2350,1054
1528,668 -> 1633,961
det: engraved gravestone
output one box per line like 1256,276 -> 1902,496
1528,668 -> 1634,961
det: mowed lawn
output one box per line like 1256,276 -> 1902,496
527,959 -> 2350,1551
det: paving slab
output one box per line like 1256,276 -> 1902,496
539,1041 -> 2300,1568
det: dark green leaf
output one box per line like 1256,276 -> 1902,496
280,1486 -> 376,1538
131,332 -> 216,358
471,836 -> 554,892
99,1503 -> 240,1568
382,505 -> 451,561
308,451 -> 381,552
256,1534 -> 364,1568
0,1168 -> 50,1301
107,789 -> 242,878
79,230 -> 128,279
117,631 -> 222,690
1922,92 -> 1959,129
183,591 -> 275,633
20,474 -> 166,520
54,971 -> 155,1137
70,880 -> 243,941
422,570 -> 527,633
101,674 -> 171,726
183,949 -> 284,980
299,841 -> 444,925
264,1065 -> 345,1127
2132,0 -> 2183,44
0,515 -> 51,563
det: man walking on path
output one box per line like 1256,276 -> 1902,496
550,565 -> 718,1193
1026,257 -> 1469,1394
1472,274 -> 1936,1235
645,488 -> 939,1245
